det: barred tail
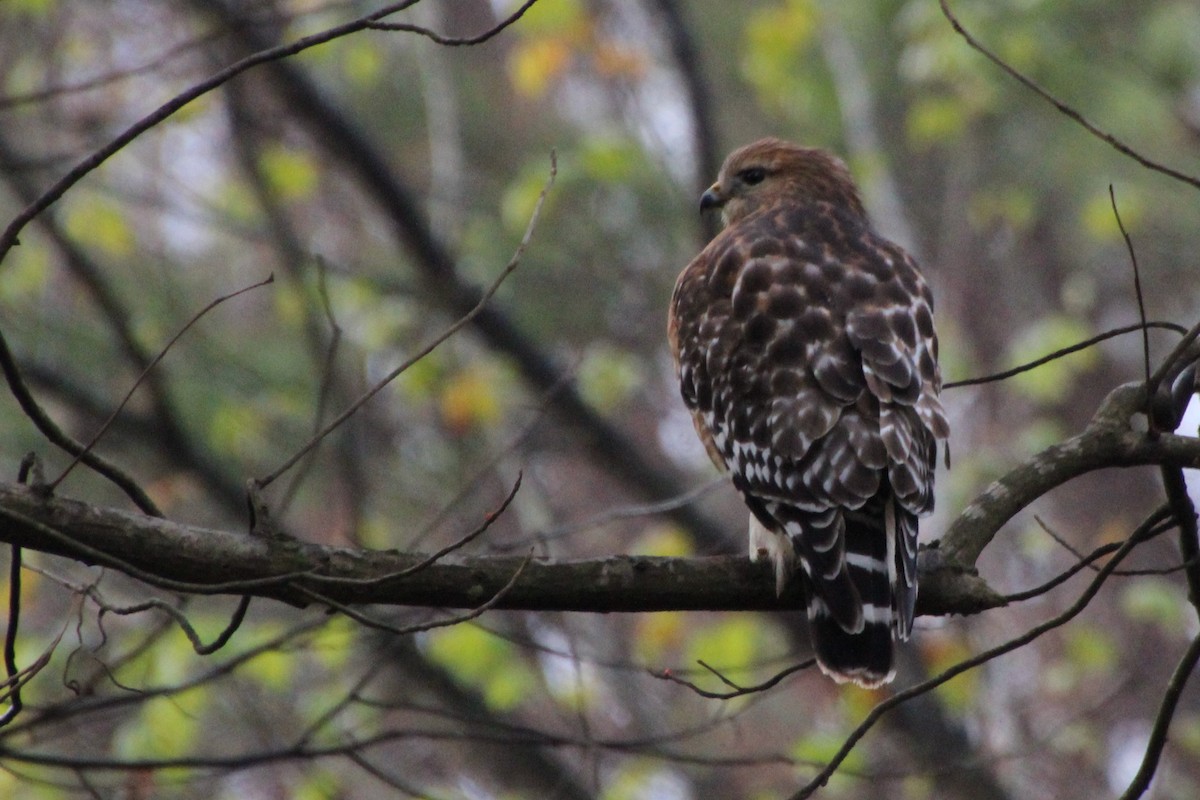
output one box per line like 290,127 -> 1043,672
802,496 -> 917,689
751,491 -> 919,688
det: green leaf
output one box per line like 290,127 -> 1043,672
1,0 -> 57,17
791,729 -> 865,789
501,161 -> 555,234
424,625 -> 536,711
63,198 -> 135,258
1004,315 -> 1097,403
1081,185 -> 1144,242
340,40 -> 382,86
578,344 -> 643,411
0,239 -> 50,303
684,615 -> 766,674
741,0 -> 818,115
1063,624 -> 1117,675
208,403 -> 267,460
294,769 -> 342,800
1120,578 -> 1188,636
515,0 -> 586,37
578,137 -> 639,183
260,144 -> 319,200
906,95 -> 967,148
114,692 -> 203,760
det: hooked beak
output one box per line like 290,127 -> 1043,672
699,183 -> 725,214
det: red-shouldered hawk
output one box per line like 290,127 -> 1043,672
669,138 -> 948,687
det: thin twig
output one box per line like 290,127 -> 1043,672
0,330 -> 161,515
1032,514 -> 1179,577
944,322 -> 1185,389
653,658 -> 815,699
939,0 -> 1200,192
999,542 -> 1120,604
365,0 -> 540,44
280,255 -> 345,513
499,476 -> 728,551
49,274 -> 274,491
293,550 -> 534,636
309,472 -> 523,587
0,545 -> 21,727
1117,633 -> 1200,800
0,0 -> 539,264
92,594 -> 252,656
255,151 -> 557,489
1110,186 -> 1152,404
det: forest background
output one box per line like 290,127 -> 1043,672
2,1 -> 1200,798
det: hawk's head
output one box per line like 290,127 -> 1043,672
700,137 -> 866,227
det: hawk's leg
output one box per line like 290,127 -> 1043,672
749,514 -> 795,596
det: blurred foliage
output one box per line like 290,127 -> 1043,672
0,0 -> 1198,798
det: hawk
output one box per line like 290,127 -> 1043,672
668,138 -> 948,687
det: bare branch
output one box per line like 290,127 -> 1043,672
293,550 -> 533,637
0,482 -> 999,617
939,0 -> 1200,191
944,322 -> 1185,390
937,382 -> 1200,568
365,0 -> 540,44
1116,633 -> 1200,800
90,594 -> 252,657
0,330 -> 161,516
1110,186 -> 1152,407
653,659 -> 815,699
0,0 -> 541,265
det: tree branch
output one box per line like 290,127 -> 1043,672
936,382 -> 1200,568
0,482 -> 998,617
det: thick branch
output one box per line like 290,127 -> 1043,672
0,483 -> 998,617
937,383 -> 1200,567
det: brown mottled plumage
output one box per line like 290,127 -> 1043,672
669,138 -> 948,687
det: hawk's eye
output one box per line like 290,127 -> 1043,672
739,167 -> 767,186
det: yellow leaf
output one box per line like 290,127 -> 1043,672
509,37 -> 572,97
1005,315 -> 1097,403
577,343 -> 643,409
592,41 -> 647,80
630,525 -> 693,558
634,612 -> 686,663
439,365 -> 502,434
240,648 -> 294,692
